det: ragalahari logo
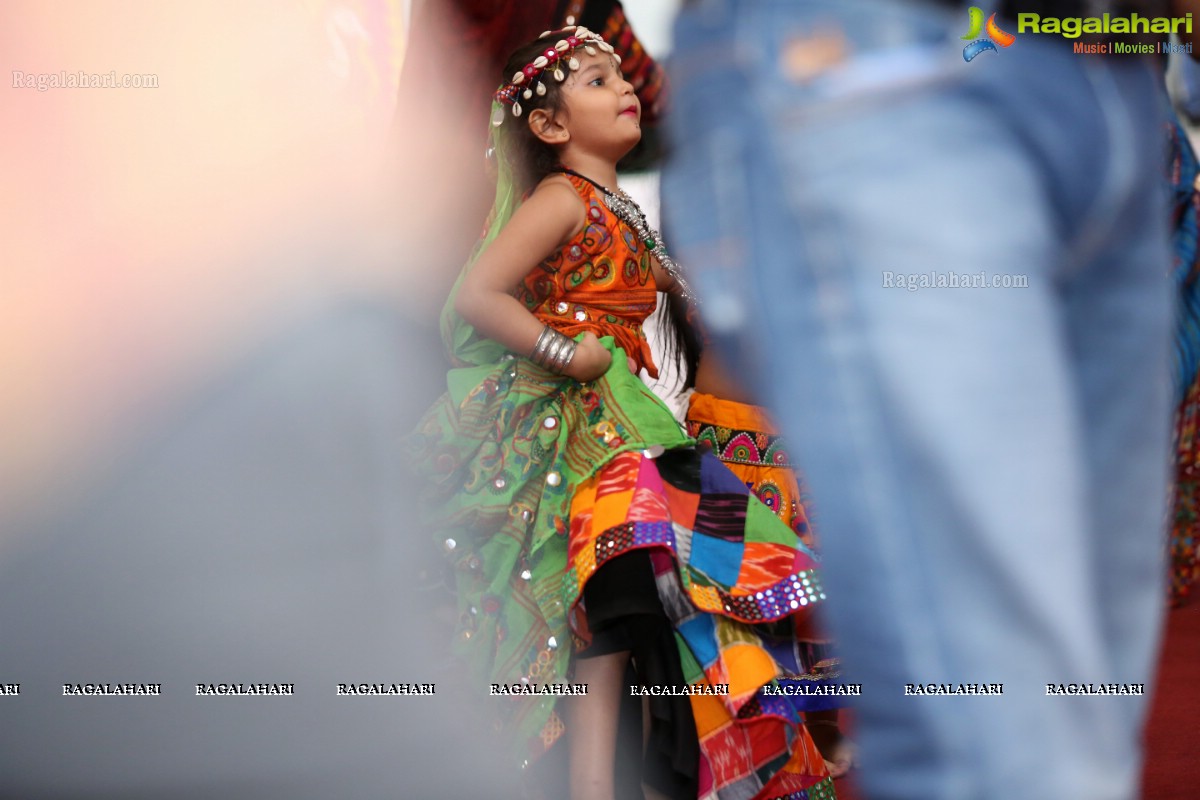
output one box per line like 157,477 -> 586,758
962,6 -> 1015,61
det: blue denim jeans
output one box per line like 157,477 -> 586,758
664,2 -> 1173,798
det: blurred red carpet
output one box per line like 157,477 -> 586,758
1142,600 -> 1200,799
837,771 -> 863,800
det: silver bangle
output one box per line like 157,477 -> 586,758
530,326 -> 555,367
549,335 -> 576,373
548,331 -> 565,358
546,333 -> 570,372
541,332 -> 564,369
556,338 -> 578,373
530,325 -> 577,374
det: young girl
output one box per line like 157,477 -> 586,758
409,26 -> 836,800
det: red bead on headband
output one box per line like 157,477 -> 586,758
490,25 -> 621,127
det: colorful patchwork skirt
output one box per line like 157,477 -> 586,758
408,337 -> 835,799
686,392 -> 843,708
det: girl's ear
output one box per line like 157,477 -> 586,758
528,108 -> 569,146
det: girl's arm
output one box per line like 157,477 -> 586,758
455,176 -> 613,381
649,256 -> 680,296
649,254 -> 694,303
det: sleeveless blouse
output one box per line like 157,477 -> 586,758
512,173 -> 660,378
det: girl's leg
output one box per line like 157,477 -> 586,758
806,710 -> 855,779
567,650 -> 630,800
640,695 -> 671,800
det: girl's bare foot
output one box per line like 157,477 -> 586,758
805,714 -> 855,780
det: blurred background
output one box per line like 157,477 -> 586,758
2,1 -> 1197,797
0,2 -> 497,798
0,1 -> 686,797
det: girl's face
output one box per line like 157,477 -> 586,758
557,52 -> 640,160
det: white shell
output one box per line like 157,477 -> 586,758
539,30 -> 551,38
533,55 -> 548,68
567,57 -> 580,70
600,42 -> 614,53
554,67 -> 565,81
490,106 -> 505,127
585,45 -> 596,55
555,40 -> 569,52
562,24 -> 577,32
512,71 -> 525,85
523,88 -> 532,99
535,82 -> 546,96
565,15 -> 575,25
512,101 -> 522,117
613,53 -> 622,65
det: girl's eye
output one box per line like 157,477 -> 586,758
590,77 -> 604,86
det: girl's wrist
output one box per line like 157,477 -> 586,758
529,325 -> 577,374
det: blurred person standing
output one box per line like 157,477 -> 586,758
663,1 -> 1174,799
0,1 -> 523,797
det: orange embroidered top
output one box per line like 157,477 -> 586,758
513,172 -> 660,377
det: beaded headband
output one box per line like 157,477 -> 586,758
490,25 -> 621,127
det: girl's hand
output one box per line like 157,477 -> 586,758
563,332 -> 612,382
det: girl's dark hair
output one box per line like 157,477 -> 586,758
493,32 -> 702,391
496,34 -> 572,196
663,291 -> 701,393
